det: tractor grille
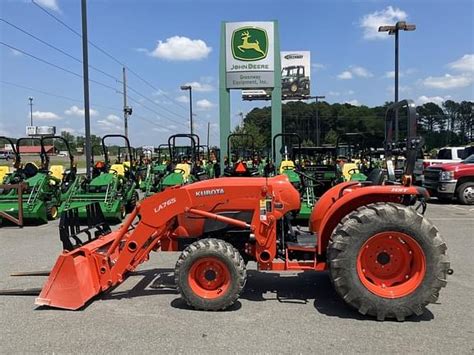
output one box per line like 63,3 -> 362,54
424,168 -> 442,189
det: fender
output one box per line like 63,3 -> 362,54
310,183 -> 428,255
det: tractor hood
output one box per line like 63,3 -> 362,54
90,173 -> 115,186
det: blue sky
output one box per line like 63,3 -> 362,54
1,0 -> 473,146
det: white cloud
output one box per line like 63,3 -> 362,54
360,6 -> 407,40
149,36 -> 212,61
176,95 -> 189,103
448,54 -> 474,72
153,127 -> 170,133
384,71 -> 396,79
351,66 -> 373,78
328,91 -> 340,96
347,90 -> 355,95
345,99 -> 361,106
106,114 -> 121,122
423,73 -> 474,89
196,99 -> 215,111
183,81 -> 214,92
311,63 -> 326,70
10,49 -> 22,56
35,0 -> 60,12
337,66 -> 372,80
65,105 -> 99,117
416,95 -> 451,106
61,127 -> 76,134
337,71 -> 353,80
152,89 -> 168,96
32,111 -> 61,121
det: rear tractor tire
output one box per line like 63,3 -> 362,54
175,238 -> 246,311
328,203 -> 450,321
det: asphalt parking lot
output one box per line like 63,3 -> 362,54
0,201 -> 473,353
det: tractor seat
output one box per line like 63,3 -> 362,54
109,164 -> 125,176
23,162 -> 39,178
342,163 -> 358,181
366,168 -> 384,185
50,165 -> 65,180
0,166 -> 9,182
279,159 -> 295,174
175,163 -> 191,179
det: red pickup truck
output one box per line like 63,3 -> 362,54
423,154 -> 474,204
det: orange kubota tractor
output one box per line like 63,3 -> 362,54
34,101 -> 451,320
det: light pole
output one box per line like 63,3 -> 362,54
28,97 -> 34,126
180,85 -> 193,135
379,21 -> 416,140
309,95 -> 325,146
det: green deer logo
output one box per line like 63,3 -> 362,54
238,31 -> 265,56
231,27 -> 268,61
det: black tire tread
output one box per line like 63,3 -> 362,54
175,238 -> 246,311
328,202 -> 450,321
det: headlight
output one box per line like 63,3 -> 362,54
439,171 -> 454,181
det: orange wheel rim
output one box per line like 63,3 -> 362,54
357,231 -> 426,299
188,257 -> 231,299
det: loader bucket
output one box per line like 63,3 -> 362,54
35,251 -> 100,310
36,203 -> 112,309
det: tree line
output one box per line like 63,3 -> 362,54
234,99 -> 473,152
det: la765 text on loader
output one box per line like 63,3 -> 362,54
34,101 -> 450,320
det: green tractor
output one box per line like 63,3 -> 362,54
140,144 -> 170,196
59,134 -> 138,223
0,137 -> 63,224
224,133 -> 262,177
336,133 -> 369,182
160,134 -> 208,190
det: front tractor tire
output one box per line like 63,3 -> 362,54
328,203 -> 449,321
175,238 -> 246,311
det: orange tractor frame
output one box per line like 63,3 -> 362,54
34,101 -> 450,320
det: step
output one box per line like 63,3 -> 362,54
286,232 -> 317,251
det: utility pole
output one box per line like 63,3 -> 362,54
122,67 -> 132,138
207,121 -> 210,147
379,21 -> 416,141
180,85 -> 193,135
28,97 -> 34,126
81,0 -> 92,178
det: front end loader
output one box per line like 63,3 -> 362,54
30,101 -> 451,320
59,134 -> 138,222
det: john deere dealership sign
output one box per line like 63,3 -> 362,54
225,22 -> 275,89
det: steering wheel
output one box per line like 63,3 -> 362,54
348,168 -> 359,176
174,168 -> 186,175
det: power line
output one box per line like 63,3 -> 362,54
0,80 -> 168,131
0,18 -> 120,83
0,41 -> 120,93
127,95 -> 186,128
1,17 -> 186,123
126,85 -> 188,120
31,0 -> 188,112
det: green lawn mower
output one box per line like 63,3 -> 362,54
59,134 -> 138,223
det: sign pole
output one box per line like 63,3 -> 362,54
271,21 -> 282,166
219,21 -> 231,174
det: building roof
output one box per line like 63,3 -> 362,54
18,145 -> 55,154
